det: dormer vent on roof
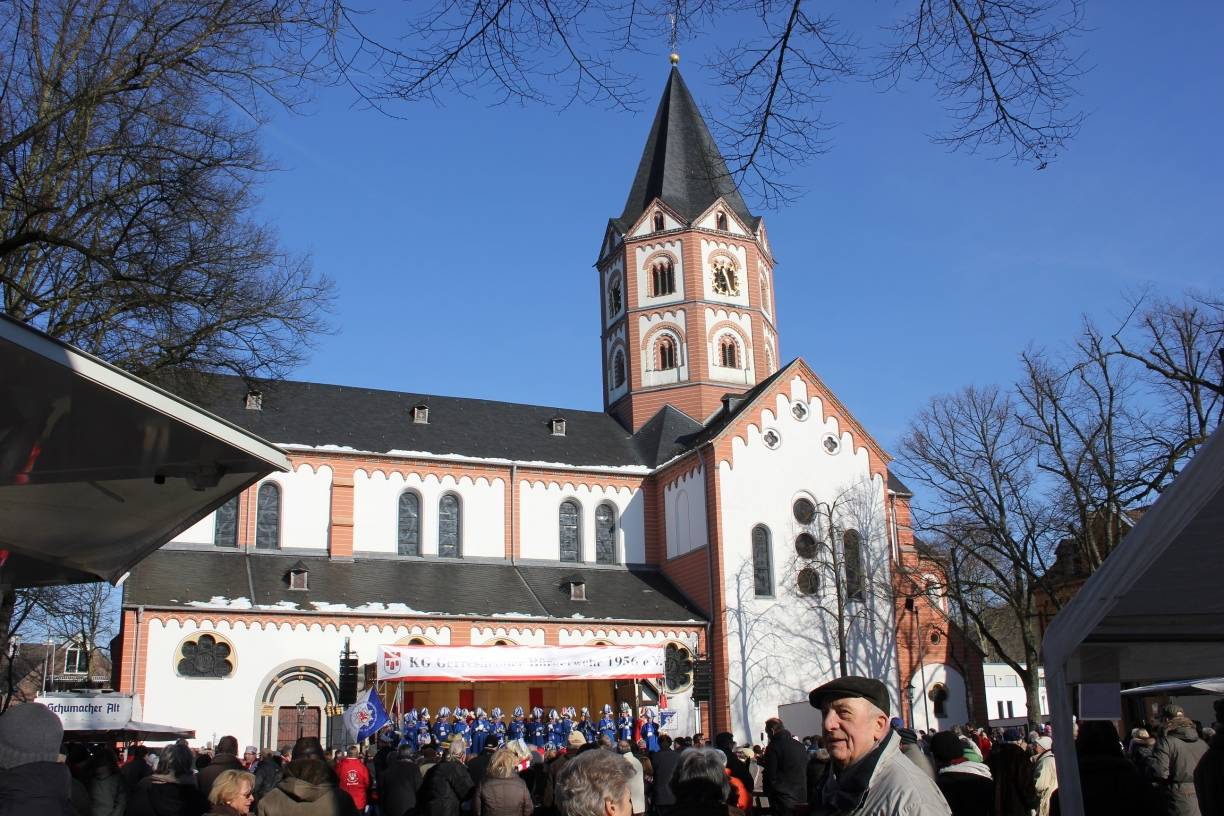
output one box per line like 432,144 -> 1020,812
287,560 -> 309,591
563,575 -> 586,600
412,404 -> 430,424
245,390 -> 263,411
550,417 -> 567,436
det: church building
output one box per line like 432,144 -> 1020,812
116,65 -> 983,750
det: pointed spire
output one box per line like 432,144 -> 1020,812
617,68 -> 757,232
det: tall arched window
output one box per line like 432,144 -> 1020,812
255,482 -> 281,550
438,493 -> 461,558
751,525 -> 773,597
559,500 -> 582,562
214,496 -> 238,548
929,683 -> 949,717
843,529 -> 865,601
595,503 -> 617,564
612,350 -> 626,388
653,211 -> 665,231
716,211 -> 728,231
397,491 -> 421,556
651,258 -> 675,296
607,276 -> 623,317
719,336 -> 739,368
657,336 -> 677,370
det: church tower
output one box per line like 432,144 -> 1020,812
597,65 -> 780,432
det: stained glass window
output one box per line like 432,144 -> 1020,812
751,525 -> 773,597
398,491 -> 420,556
844,529 -> 865,601
214,496 -> 238,547
255,482 -> 280,550
177,633 -> 233,678
595,503 -> 617,564
559,500 -> 581,562
438,494 -> 461,557
612,351 -> 626,388
664,643 -> 694,692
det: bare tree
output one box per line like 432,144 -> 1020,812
900,385 -> 1061,722
1,0 -> 342,381
41,583 -> 115,684
368,0 -> 1085,205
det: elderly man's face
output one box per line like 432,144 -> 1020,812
822,696 -> 888,768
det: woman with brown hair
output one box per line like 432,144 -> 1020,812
473,747 -> 532,816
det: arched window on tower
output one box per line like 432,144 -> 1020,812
929,683 -> 949,717
397,490 -> 421,556
595,503 -> 617,564
612,350 -> 626,389
751,525 -> 773,597
843,529 -> 865,602
438,493 -> 461,558
716,211 -> 728,231
559,500 -> 582,563
657,336 -> 678,370
255,482 -> 280,549
719,335 -> 740,368
651,258 -> 675,296
653,211 -> 665,231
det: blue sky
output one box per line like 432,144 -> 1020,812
256,0 -> 1221,453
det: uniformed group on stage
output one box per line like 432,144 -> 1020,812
393,703 -> 661,754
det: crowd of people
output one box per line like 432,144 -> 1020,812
3,679 -> 1224,816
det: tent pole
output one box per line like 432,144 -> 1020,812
1047,664 -> 1082,816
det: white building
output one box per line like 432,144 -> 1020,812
984,662 -> 1048,725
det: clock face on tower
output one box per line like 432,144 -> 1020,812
711,258 -> 739,296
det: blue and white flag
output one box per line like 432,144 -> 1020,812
343,688 -> 390,742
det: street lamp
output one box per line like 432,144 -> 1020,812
296,694 -> 308,740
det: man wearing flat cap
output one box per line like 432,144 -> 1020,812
807,676 -> 950,815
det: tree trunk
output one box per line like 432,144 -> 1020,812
1023,646 -> 1044,731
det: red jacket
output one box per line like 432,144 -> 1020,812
336,756 -> 371,810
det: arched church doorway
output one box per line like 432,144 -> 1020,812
257,663 -> 340,751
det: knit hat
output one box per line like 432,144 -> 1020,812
0,703 -> 64,769
1034,736 -> 1053,752
929,731 -> 965,763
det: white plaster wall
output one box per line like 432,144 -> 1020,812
634,241 -> 685,307
639,310 -> 689,388
141,617 -> 450,749
258,464 -> 332,551
911,663 -> 970,732
983,662 -> 1048,723
518,480 -> 646,564
664,467 -> 708,559
172,514 -> 215,545
606,325 -> 628,404
696,203 -> 749,237
353,469 -> 505,559
627,210 -> 683,238
716,375 -> 900,744
705,308 -> 756,385
470,626 -> 546,645
699,240 -> 751,308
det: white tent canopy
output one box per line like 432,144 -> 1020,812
1043,423 -> 1224,816
0,314 -> 289,586
1121,677 -> 1224,697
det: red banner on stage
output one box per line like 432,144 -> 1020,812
377,644 -> 666,682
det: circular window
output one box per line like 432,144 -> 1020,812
930,631 -> 942,645
822,434 -> 840,455
797,567 -> 820,595
791,402 -> 809,421
792,498 -> 816,525
795,533 -> 819,559
176,633 -> 233,678
762,429 -> 781,449
664,642 -> 694,693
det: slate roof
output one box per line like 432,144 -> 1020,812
887,472 -> 914,497
166,374 -> 687,469
615,68 -> 758,233
122,549 -> 705,623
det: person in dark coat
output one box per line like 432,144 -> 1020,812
650,735 -> 680,815
127,743 -> 209,816
250,753 -> 282,805
419,737 -> 474,816
0,702 -> 77,816
929,731 -> 994,816
379,746 -> 422,816
1049,720 -> 1151,816
1195,727 -> 1224,816
473,748 -> 532,816
985,743 -> 1037,816
121,749 -> 154,796
762,718 -> 808,816
1149,706 -> 1210,816
89,747 -> 128,816
714,733 -> 753,799
199,738 -> 246,799
254,738 -> 357,816
668,748 -> 744,816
